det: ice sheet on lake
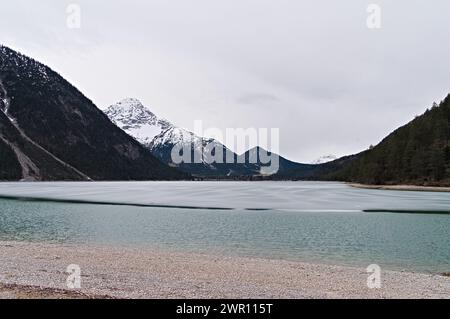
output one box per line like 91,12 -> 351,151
0,181 -> 449,212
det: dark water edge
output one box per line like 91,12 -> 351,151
364,209 -> 450,215
0,195 -> 233,211
1,195 -> 449,215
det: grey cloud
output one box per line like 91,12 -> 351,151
237,93 -> 281,105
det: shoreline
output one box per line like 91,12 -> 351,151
0,283 -> 113,299
349,183 -> 450,193
0,241 -> 449,299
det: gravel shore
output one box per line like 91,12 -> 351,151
0,241 -> 449,299
349,183 -> 450,193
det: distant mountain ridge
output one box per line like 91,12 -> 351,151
105,99 -> 311,177
0,45 -> 186,181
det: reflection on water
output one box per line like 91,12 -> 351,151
0,183 -> 449,274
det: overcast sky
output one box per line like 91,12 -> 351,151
1,0 -> 449,162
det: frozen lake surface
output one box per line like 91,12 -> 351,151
0,181 -> 449,212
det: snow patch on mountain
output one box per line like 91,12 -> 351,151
151,126 -> 205,149
0,79 -> 11,115
311,154 -> 338,165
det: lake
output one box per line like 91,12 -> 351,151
0,181 -> 449,273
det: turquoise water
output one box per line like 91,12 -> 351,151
0,181 -> 449,274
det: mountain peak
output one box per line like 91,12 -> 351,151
105,98 -> 172,146
115,97 -> 145,109
108,98 -> 155,118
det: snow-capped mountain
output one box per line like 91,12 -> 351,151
311,154 -> 338,165
105,98 -> 313,178
104,98 -> 172,147
105,98 -> 221,163
105,99 -> 251,176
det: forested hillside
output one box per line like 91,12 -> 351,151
324,95 -> 450,186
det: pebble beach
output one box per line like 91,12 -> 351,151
0,241 -> 449,299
